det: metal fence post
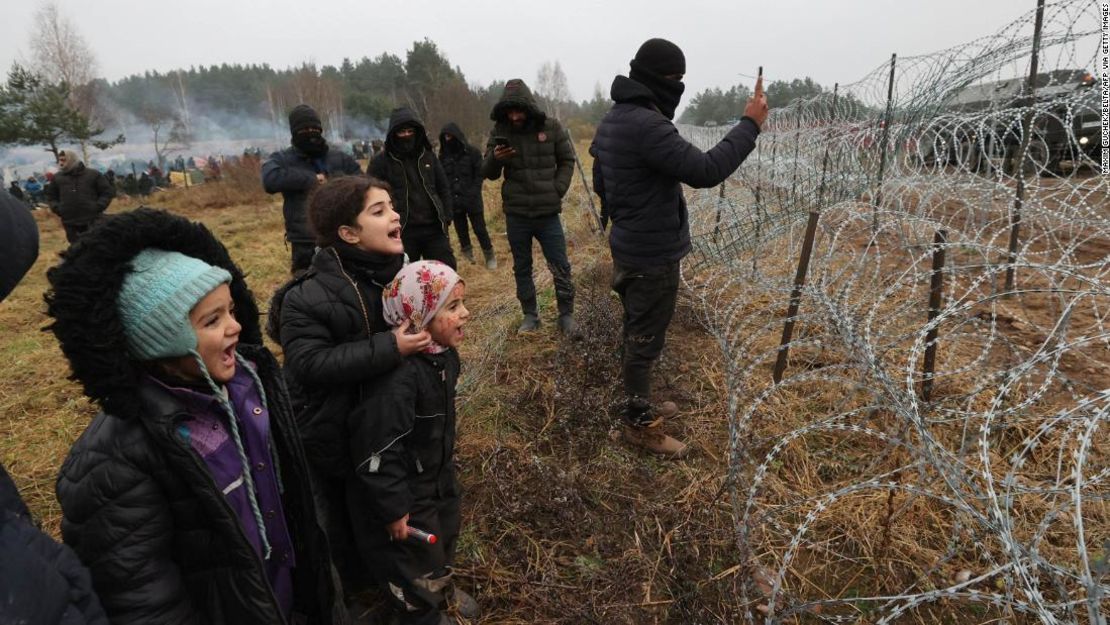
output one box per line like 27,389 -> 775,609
1005,0 -> 1046,293
922,229 -> 947,401
873,53 -> 897,235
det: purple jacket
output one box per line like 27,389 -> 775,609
156,362 -> 296,619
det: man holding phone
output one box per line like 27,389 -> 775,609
482,78 -> 578,335
591,37 -> 769,458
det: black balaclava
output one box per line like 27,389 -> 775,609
628,38 -> 687,120
289,104 -> 329,158
392,123 -> 420,157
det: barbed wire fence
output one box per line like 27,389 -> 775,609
678,0 -> 1108,622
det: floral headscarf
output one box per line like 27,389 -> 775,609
382,260 -> 463,354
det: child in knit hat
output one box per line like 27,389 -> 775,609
46,208 -> 344,625
346,260 -> 478,625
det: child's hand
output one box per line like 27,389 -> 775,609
387,513 -> 410,541
393,320 -> 432,356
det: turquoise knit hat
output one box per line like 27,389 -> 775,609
118,249 -> 232,361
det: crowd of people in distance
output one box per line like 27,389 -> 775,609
0,37 -> 768,625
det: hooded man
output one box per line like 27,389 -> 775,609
262,104 -> 363,273
369,107 -> 456,269
45,148 -> 115,243
591,37 -> 768,458
481,79 -> 577,335
438,122 -> 496,269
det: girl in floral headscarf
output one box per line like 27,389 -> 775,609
346,260 -> 478,625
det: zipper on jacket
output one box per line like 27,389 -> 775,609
328,248 -> 373,339
170,418 -> 289,625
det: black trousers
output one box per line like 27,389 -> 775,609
311,469 -> 371,597
402,224 -> 457,269
290,241 -> 316,274
451,203 -> 492,252
351,486 -> 460,625
62,216 -> 103,244
611,261 -> 680,398
505,214 -> 574,315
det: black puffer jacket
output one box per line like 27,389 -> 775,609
269,245 -> 403,478
438,122 -> 484,211
0,463 -> 107,625
46,209 -> 343,625
347,350 -> 460,526
368,108 -> 452,228
262,146 -> 362,244
45,163 -> 114,225
591,75 -> 760,266
481,79 -> 575,218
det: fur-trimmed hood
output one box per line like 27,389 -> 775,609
45,208 -> 263,420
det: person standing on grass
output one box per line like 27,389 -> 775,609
347,260 -> 479,625
591,37 -> 768,458
263,104 -> 363,274
0,191 -> 108,625
8,179 -> 27,205
47,208 -> 345,625
45,149 -> 115,243
269,176 -> 430,624
438,122 -> 497,269
369,107 -> 456,269
482,78 -> 578,335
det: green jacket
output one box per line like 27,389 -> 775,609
481,79 -> 575,218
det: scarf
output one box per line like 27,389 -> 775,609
628,60 -> 685,120
382,260 -> 462,355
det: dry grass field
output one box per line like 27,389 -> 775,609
3,154 -> 1104,624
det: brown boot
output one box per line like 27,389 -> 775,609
618,418 -> 689,458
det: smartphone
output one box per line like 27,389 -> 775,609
493,136 -> 510,148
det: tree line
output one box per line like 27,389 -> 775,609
0,2 -> 833,165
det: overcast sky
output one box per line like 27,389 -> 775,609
0,0 -> 1061,112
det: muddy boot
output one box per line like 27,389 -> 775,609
518,313 -> 540,332
518,299 -> 540,332
617,397 -> 689,458
482,247 -> 497,269
557,313 -> 582,340
450,586 -> 480,621
460,246 -> 475,264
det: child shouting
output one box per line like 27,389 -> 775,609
47,208 -> 342,625
347,260 -> 477,625
270,176 -> 430,609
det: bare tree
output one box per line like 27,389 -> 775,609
535,60 -> 572,120
283,64 -> 344,139
30,1 -> 102,159
172,71 -> 192,139
138,103 -> 189,170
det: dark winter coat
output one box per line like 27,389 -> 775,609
262,146 -> 363,244
268,245 -> 403,478
348,350 -> 460,526
591,75 -> 760,266
0,463 -> 108,625
481,80 -> 575,218
438,122 -> 484,212
46,208 -> 344,625
45,163 -> 114,226
369,108 -> 452,228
